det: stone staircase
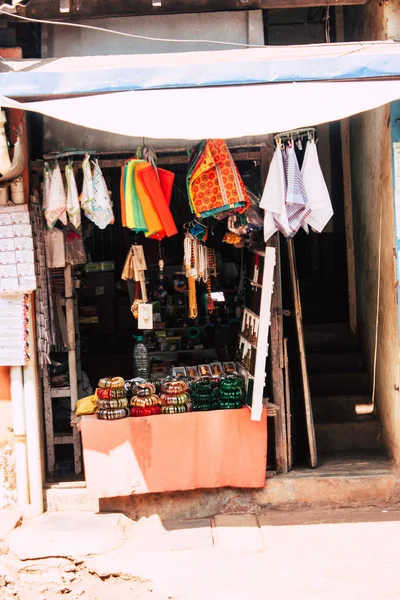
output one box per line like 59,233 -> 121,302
304,323 -> 381,454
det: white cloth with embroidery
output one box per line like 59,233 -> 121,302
42,163 -> 52,212
80,155 -> 94,220
260,146 -> 289,241
45,164 -> 67,229
65,163 -> 81,229
90,160 -> 114,229
302,140 -> 333,232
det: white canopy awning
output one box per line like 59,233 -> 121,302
2,79 -> 400,140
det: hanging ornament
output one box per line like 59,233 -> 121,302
184,233 -> 198,319
207,248 -> 216,314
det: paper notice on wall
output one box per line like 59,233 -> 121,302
0,294 -> 29,366
394,142 -> 400,191
138,303 -> 153,330
0,205 -> 36,295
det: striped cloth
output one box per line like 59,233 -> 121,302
284,143 -> 310,236
261,143 -> 310,241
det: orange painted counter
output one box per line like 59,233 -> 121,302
81,408 -> 267,497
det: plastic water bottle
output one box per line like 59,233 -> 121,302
133,335 -> 150,380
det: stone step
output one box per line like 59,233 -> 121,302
304,323 -> 359,352
315,419 -> 381,453
307,352 -> 364,374
44,453 -> 394,517
302,301 -> 349,325
44,483 -> 99,512
311,395 -> 373,422
309,372 -> 370,396
8,511 -> 128,560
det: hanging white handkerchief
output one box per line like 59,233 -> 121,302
91,160 -> 114,230
45,164 -> 67,229
43,162 -> 52,212
260,146 -> 290,241
285,144 -> 310,236
80,155 -> 94,219
65,163 -> 81,229
302,140 -> 333,233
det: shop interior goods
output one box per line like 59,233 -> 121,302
96,376 -> 129,420
27,131 -> 332,476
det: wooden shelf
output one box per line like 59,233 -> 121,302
239,334 -> 258,350
50,387 -> 71,398
149,348 -> 217,357
54,433 -> 74,445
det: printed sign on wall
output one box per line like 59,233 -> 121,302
0,204 -> 36,294
0,294 -> 29,366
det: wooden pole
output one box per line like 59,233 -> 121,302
283,338 -> 292,472
287,239 -> 317,468
64,265 -> 82,474
336,6 -> 357,333
261,142 -> 288,474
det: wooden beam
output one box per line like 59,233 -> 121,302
30,148 -> 263,172
336,6 -> 357,333
261,140 -> 289,475
269,232 -> 289,474
287,238 -> 317,468
23,0 -> 368,20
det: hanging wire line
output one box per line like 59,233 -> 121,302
0,9 -> 268,48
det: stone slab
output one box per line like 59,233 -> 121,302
0,509 -> 22,541
122,518 -> 213,552
8,511 -> 126,560
212,514 -> 263,552
45,487 -> 100,512
88,509 -> 400,600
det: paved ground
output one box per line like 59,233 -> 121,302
2,508 -> 400,599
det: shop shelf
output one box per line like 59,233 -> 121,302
50,387 -> 71,398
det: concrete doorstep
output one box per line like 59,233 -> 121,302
8,511 -> 128,561
5,511 -> 265,562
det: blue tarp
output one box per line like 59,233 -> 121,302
1,41 -> 400,99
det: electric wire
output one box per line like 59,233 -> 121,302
0,9 -> 267,48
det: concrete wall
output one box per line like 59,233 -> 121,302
346,0 -> 400,463
41,10 -> 266,152
0,367 -> 12,443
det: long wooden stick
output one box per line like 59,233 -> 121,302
287,238 -> 317,468
336,6 -> 357,333
283,338 -> 292,471
65,265 -> 82,474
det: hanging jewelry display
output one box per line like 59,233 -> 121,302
183,232 -> 216,319
206,248 -> 216,314
184,233 -> 198,319
121,244 -> 148,319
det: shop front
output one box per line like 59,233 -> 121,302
1,37 -> 400,512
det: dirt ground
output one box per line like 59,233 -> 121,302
0,555 -> 174,600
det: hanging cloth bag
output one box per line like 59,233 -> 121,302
302,140 -> 334,233
65,162 -> 81,229
45,163 -> 67,229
